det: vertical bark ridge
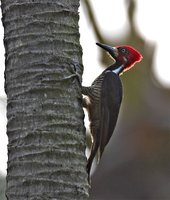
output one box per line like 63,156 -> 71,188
2,0 -> 89,199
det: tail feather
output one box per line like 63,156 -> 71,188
86,128 -> 100,181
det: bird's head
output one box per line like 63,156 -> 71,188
96,42 -> 142,74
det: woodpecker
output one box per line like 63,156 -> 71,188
82,42 -> 142,177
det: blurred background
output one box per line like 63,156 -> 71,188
0,0 -> 170,199
80,0 -> 170,199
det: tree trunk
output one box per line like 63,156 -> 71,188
1,0 -> 89,199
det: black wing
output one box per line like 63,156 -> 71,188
99,71 -> 122,157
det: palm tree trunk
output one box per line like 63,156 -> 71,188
1,0 -> 89,199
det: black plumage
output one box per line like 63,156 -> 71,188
82,69 -> 122,176
82,42 -> 142,180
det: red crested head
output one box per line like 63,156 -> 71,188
96,43 -> 143,74
116,45 -> 143,72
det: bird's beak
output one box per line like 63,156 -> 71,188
96,42 -> 119,59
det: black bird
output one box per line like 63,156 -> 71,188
82,42 -> 142,178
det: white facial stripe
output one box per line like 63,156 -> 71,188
112,65 -> 124,74
123,56 -> 128,62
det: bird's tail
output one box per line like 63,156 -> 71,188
86,128 -> 100,182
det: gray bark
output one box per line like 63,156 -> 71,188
1,0 -> 89,199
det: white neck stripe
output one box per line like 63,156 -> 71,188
112,65 -> 124,74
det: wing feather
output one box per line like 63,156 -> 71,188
99,72 -> 122,157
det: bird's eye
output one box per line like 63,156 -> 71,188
121,48 -> 126,53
